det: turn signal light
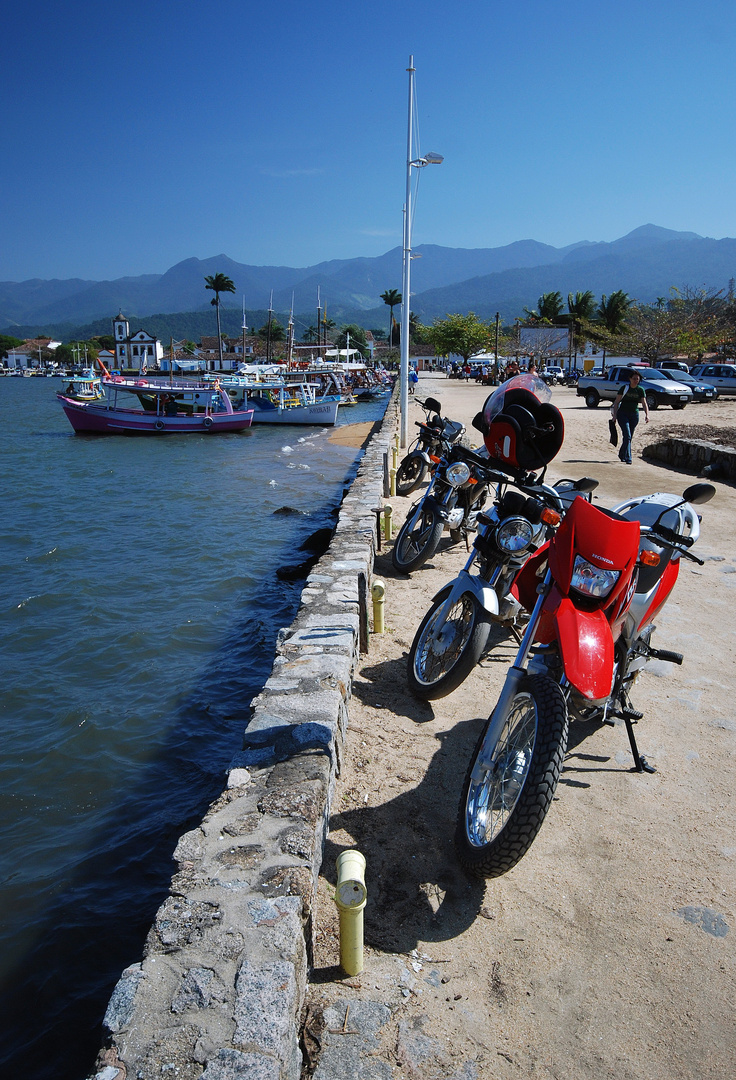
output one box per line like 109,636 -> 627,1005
541,507 -> 561,526
640,549 -> 660,566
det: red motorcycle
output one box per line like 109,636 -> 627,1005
454,480 -> 716,879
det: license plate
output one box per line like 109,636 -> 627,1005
679,395 -> 688,400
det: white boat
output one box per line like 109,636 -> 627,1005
215,376 -> 340,424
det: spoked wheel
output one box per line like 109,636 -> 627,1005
396,455 -> 428,496
454,674 -> 568,879
408,586 -> 492,699
392,504 -> 444,574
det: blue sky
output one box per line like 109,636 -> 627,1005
3,0 -> 736,282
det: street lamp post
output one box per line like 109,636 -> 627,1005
399,55 -> 443,448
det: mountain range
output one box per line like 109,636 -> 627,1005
3,224 -> 736,341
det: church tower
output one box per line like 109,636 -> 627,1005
113,312 -> 129,369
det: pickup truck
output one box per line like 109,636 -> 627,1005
576,366 -> 692,410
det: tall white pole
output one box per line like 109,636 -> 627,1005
400,56 -> 415,448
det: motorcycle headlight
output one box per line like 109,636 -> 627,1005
445,461 -> 471,487
570,555 -> 620,598
496,516 -> 535,554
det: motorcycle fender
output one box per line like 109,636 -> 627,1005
432,572 -> 499,616
410,447 -> 433,466
554,598 -> 615,702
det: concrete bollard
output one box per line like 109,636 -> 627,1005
382,505 -> 393,541
372,579 -> 385,633
335,850 -> 367,976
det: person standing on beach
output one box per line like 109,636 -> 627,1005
611,369 -> 649,463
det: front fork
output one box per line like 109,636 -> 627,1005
474,571 -> 551,776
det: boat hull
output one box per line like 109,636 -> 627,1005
58,396 -> 253,435
248,398 -> 339,425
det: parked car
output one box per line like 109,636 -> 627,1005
576,365 -> 692,409
658,369 -> 719,402
653,360 -> 690,373
689,363 -> 736,395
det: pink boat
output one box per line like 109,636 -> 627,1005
57,375 -> 254,435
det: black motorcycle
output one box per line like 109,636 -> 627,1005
391,443 -> 494,575
407,473 -> 598,698
395,397 -> 466,497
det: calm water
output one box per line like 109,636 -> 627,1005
0,376 -> 387,1079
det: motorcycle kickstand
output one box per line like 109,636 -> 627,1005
622,710 -> 656,774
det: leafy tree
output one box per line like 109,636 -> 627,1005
380,288 -> 402,348
336,324 -> 368,357
0,334 -> 23,359
616,304 -> 680,364
669,285 -> 730,360
423,312 -> 492,361
258,320 -> 284,342
205,272 -> 236,367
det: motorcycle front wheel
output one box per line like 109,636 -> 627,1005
408,586 -> 492,699
454,674 -> 568,879
396,454 -> 428,496
392,504 -> 444,574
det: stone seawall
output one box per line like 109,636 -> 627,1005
92,393 -> 398,1080
643,436 -> 736,481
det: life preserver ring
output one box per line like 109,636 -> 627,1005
155,419 -> 165,430
203,416 -> 213,428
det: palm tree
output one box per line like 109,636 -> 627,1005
205,272 -> 236,368
596,291 -> 631,370
566,290 -> 596,361
380,289 -> 402,348
523,291 -> 565,324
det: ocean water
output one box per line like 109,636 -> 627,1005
0,376 -> 387,1079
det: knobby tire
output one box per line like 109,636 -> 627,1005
454,674 -> 568,879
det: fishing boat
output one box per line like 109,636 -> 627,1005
56,375 -> 254,435
215,375 -> 340,424
60,368 -> 105,401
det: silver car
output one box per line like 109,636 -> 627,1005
690,363 -> 736,395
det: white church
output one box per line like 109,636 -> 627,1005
112,312 -> 163,372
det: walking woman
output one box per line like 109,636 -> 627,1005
612,369 -> 649,464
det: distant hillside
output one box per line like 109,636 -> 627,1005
4,225 -> 735,340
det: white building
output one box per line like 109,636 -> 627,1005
112,312 -> 163,372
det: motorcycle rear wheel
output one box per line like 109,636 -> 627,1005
408,586 -> 492,699
396,455 -> 428,496
392,504 -> 444,574
454,674 -> 567,879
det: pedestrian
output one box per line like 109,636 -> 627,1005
611,369 -> 649,464
409,367 -> 419,394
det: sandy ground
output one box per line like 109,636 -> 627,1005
304,377 -> 736,1080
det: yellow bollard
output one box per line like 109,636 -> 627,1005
391,444 -> 398,471
389,466 -> 396,497
382,505 -> 393,541
372,578 -> 385,633
335,850 -> 367,976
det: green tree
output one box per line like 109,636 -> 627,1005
424,312 -> 492,361
566,290 -> 596,357
594,291 -> 631,367
336,324 -> 368,357
205,272 -> 236,367
523,291 -> 565,324
258,320 -> 285,342
380,288 -> 402,348
0,334 -> 23,360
